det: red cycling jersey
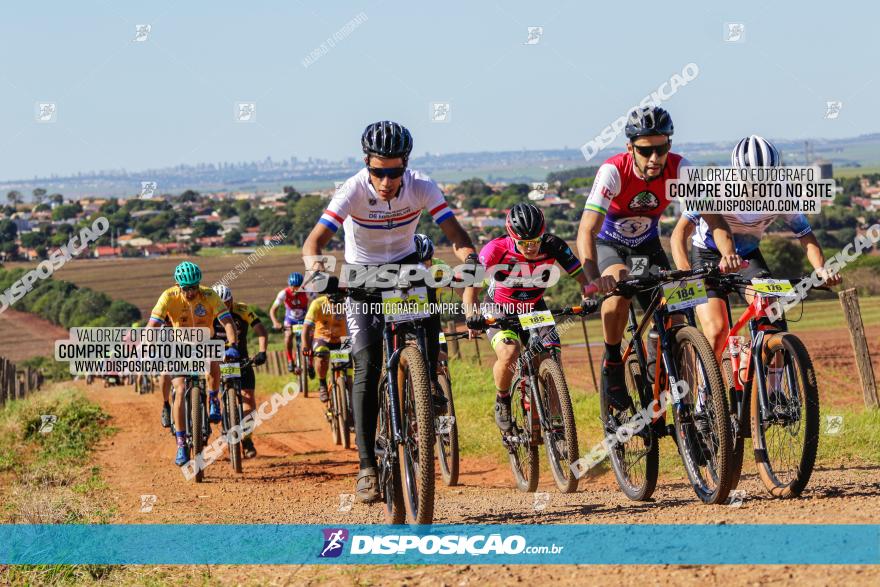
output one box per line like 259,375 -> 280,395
584,151 -> 688,247
275,287 -> 310,324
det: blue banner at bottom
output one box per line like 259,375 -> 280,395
1,524 -> 878,565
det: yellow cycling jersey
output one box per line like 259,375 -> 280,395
149,285 -> 231,328
304,295 -> 347,342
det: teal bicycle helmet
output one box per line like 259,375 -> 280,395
174,261 -> 202,287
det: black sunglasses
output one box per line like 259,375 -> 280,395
367,166 -> 406,179
632,142 -> 671,158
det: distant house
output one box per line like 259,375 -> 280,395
221,216 -> 240,231
196,236 -> 224,247
130,209 -> 162,219
94,246 -> 123,258
240,232 -> 260,245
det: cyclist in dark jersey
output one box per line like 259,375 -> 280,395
212,285 -> 268,458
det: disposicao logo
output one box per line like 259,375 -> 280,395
319,528 -> 349,558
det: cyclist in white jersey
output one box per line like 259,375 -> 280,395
302,120 -> 479,504
671,135 -> 841,359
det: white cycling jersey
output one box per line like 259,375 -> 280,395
685,210 -> 812,256
319,168 -> 454,264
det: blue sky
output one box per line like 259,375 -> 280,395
0,0 -> 874,179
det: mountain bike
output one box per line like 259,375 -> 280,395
219,357 -> 254,474
352,283 -> 436,524
327,339 -> 354,449
135,373 -> 154,395
706,270 -> 822,498
436,330 -> 469,487
170,371 -> 211,483
591,266 -> 734,505
470,306 -> 588,493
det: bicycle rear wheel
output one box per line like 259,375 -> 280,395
190,384 -> 205,483
435,367 -> 459,486
600,353 -> 658,501
376,374 -> 405,523
538,358 -> 579,493
507,375 -> 539,493
336,372 -> 351,449
225,385 -> 243,474
672,326 -> 733,505
751,333 -> 819,498
398,346 -> 435,524
298,345 -> 309,398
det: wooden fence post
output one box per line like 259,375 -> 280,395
580,316 -> 599,394
473,337 -> 482,366
447,321 -> 461,360
0,358 -> 7,405
839,288 -> 879,409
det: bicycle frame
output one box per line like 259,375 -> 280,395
619,289 -> 690,426
724,289 -> 787,424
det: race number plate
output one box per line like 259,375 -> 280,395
291,324 -> 304,334
662,279 -> 708,311
750,278 -> 795,297
381,287 -> 430,323
518,310 -> 555,330
330,349 -> 351,364
439,331 -> 447,344
220,362 -> 241,380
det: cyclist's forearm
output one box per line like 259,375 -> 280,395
302,323 -> 314,349
577,213 -> 603,281
223,321 -> 238,346
253,323 -> 269,352
800,233 -> 826,270
670,219 -> 693,270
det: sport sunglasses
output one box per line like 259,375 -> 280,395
632,142 -> 671,158
367,166 -> 406,179
516,237 -> 542,247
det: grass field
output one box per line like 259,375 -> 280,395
444,355 -> 880,477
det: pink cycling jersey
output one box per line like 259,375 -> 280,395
478,234 -> 582,311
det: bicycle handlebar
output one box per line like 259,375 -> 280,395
468,304 -> 597,332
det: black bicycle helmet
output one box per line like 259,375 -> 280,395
506,203 -> 545,240
625,106 -> 674,140
361,120 -> 413,160
413,233 -> 434,262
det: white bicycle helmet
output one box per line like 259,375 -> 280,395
731,135 -> 780,168
212,284 -> 233,302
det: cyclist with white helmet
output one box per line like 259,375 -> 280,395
671,135 -> 841,359
576,106 -> 736,412
211,284 -> 268,458
302,120 -> 479,504
269,272 -> 310,373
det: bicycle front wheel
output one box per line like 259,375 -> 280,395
190,384 -> 205,483
398,346 -> 435,524
751,333 -> 820,498
336,372 -> 351,449
672,326 -> 733,505
225,385 -> 243,474
538,358 -> 579,493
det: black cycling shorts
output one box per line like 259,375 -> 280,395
596,237 -> 671,310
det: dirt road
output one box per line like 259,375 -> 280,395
79,377 -> 880,585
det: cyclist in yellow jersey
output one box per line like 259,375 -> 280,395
147,261 -> 239,467
302,276 -> 348,403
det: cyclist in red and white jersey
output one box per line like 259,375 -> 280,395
576,106 -> 738,411
269,272 -> 310,373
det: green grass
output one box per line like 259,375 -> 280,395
0,387 -> 117,585
447,352 -> 880,480
197,244 -> 301,257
